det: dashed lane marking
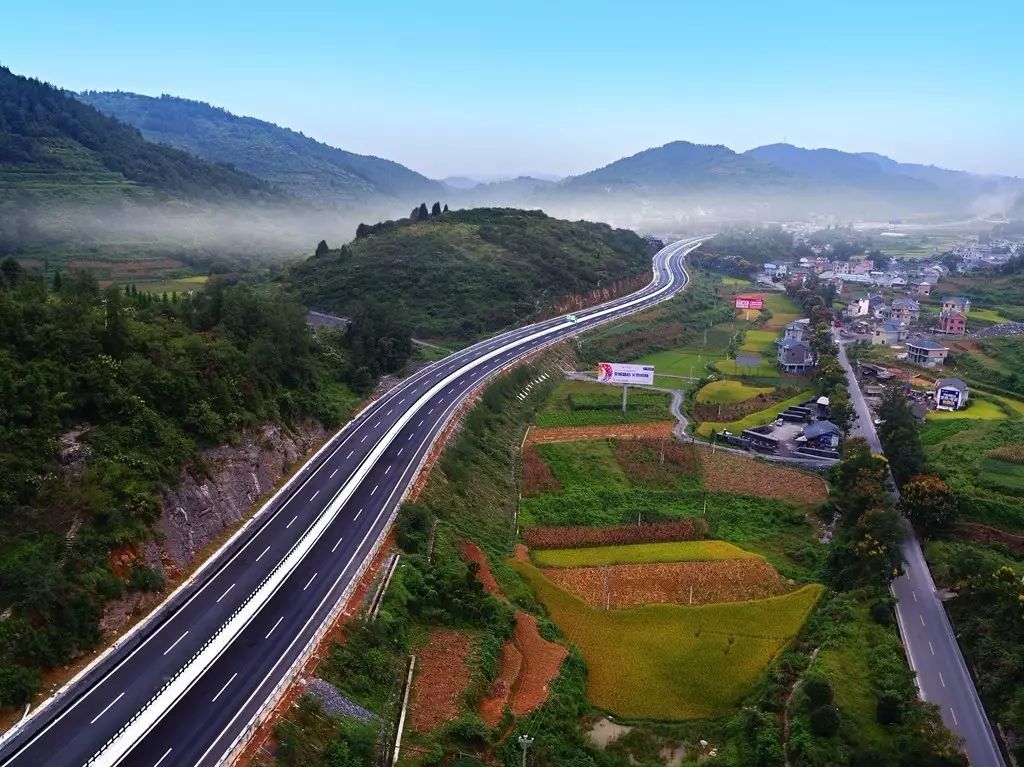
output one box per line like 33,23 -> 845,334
286,515 -> 298,529
211,672 -> 238,703
331,537 -> 343,553
265,617 -> 283,640
255,545 -> 270,562
163,631 -> 189,656
215,583 -> 235,603
89,692 -> 124,725
303,573 -> 317,591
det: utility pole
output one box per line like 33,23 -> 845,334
621,384 -> 628,416
518,734 -> 534,767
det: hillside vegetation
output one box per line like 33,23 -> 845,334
78,91 -> 442,205
285,207 -> 653,338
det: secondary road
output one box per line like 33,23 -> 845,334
0,237 -> 710,767
837,341 -> 1004,767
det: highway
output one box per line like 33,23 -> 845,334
0,236 -> 709,767
837,341 -> 1005,767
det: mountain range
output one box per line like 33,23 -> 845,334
77,91 -> 443,207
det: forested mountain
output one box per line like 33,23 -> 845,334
285,207 -> 654,338
77,91 -> 443,205
0,259 -> 415,706
0,66 -> 275,205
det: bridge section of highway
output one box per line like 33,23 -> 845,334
0,237 -> 709,767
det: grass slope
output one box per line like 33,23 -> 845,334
696,390 -> 813,437
515,560 -> 823,720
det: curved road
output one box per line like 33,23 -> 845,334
837,341 -> 1004,767
0,237 -> 710,767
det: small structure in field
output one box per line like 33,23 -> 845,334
935,377 -> 969,411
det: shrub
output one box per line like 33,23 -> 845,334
809,704 -> 840,737
129,564 -> 165,592
803,677 -> 833,707
0,664 -> 39,707
849,750 -> 891,767
876,694 -> 904,725
396,501 -> 433,553
870,601 -> 894,626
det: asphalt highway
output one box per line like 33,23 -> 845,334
0,236 -> 709,767
837,341 -> 1004,767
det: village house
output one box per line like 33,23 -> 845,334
910,281 -> 932,297
887,297 -> 920,324
935,377 -> 969,411
844,295 -> 870,318
777,339 -> 814,373
831,260 -> 851,275
868,294 -> 886,317
938,310 -> 966,335
906,337 -> 950,368
798,420 -> 842,449
764,263 -> 787,278
782,318 -> 812,342
942,295 -> 971,314
872,320 -> 908,346
852,259 -> 874,275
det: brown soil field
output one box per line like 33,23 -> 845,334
614,438 -> 698,487
479,636 -> 523,727
411,628 -> 474,733
527,422 -> 673,445
698,449 -> 828,506
543,558 -> 795,608
510,611 -> 567,716
523,519 -> 702,550
463,541 -> 502,598
523,444 -> 560,496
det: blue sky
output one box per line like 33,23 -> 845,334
2,1 -> 1021,178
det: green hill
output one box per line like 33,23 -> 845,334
77,91 -> 443,206
285,207 -> 653,338
0,66 -> 275,206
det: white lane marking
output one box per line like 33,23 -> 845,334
154,748 -> 173,767
397,448 -> 403,457
386,409 -> 392,416
311,490 -> 320,500
428,408 -> 434,415
361,434 -> 368,443
211,672 -> 238,703
408,433 -> 414,441
330,468 -> 339,478
417,419 -> 423,427
265,616 -> 283,639
345,450 -> 354,460
255,545 -> 271,562
373,421 -> 380,428
303,573 -> 318,591
331,537 -> 343,553
163,631 -> 189,656
939,671 -> 946,688
398,398 -> 404,404
215,583 -> 235,603
919,614 -> 926,627
912,590 -> 917,602
354,509 -> 363,520
950,706 -> 958,725
929,641 -> 935,656
370,485 -> 378,495
385,465 -> 391,475
89,692 -> 125,724
286,515 -> 298,529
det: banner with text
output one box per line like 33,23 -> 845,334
735,295 -> 765,310
597,362 -> 655,386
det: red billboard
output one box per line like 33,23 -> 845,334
735,295 -> 765,310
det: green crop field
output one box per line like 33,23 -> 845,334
714,355 -> 783,379
696,380 -> 775,404
536,380 -> 673,427
741,329 -> 780,354
640,348 -> 725,378
696,390 -> 813,437
531,540 -> 758,567
514,561 -> 823,720
968,308 -> 1014,324
927,398 -> 1008,421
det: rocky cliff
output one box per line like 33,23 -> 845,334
158,421 -> 329,569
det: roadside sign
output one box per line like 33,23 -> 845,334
734,295 -> 765,310
596,362 -> 655,385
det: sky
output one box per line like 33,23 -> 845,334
2,1 -> 1022,179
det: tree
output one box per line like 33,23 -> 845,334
0,664 -> 39,707
417,202 -> 430,221
804,677 -> 834,707
51,270 -> 62,292
315,239 -> 330,255
809,704 -> 840,736
443,203 -> 449,212
876,693 -> 904,724
430,201 -> 441,216
355,223 -> 371,239
102,284 -> 127,358
0,256 -> 23,288
898,475 -> 958,537
877,386 -> 924,485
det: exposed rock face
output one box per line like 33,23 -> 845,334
158,421 -> 329,569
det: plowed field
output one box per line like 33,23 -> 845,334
699,449 -> 827,506
527,422 -> 673,444
410,628 -> 474,733
542,558 -> 794,608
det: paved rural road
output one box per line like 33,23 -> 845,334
837,341 -> 1005,767
0,236 -> 711,767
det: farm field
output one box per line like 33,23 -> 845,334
697,448 -> 829,507
695,380 -> 774,404
967,307 -> 1014,323
714,355 -> 782,379
639,348 -> 725,379
695,389 -> 813,437
536,379 -> 674,427
532,540 -> 757,567
927,398 -> 1008,421
740,329 -> 780,354
514,560 -> 823,720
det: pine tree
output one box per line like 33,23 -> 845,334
443,203 -> 449,213
417,203 -> 429,220
315,239 -> 330,256
431,201 -> 441,216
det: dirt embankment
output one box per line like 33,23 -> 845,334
411,629 -> 475,733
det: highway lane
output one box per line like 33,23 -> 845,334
837,341 -> 1004,767
0,236 -> 708,767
